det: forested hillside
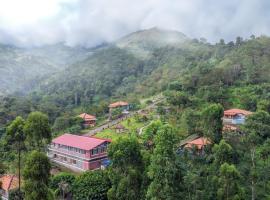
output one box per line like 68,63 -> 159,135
33,29 -> 270,111
0,44 -> 92,95
0,28 -> 270,200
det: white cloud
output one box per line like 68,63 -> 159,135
0,0 -> 269,47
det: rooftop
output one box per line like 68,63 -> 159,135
0,175 -> 19,192
109,101 -> 129,108
78,113 -> 96,121
224,109 -> 252,116
185,137 -> 211,150
52,134 -> 111,150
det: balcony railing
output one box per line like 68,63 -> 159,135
48,145 -> 88,159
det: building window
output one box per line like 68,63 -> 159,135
73,160 -> 77,164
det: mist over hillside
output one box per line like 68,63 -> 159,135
0,43 -> 93,95
1,27 -> 270,102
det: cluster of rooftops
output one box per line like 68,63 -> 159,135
78,101 -> 129,127
0,108 -> 253,197
180,108 -> 253,151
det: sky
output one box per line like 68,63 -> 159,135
0,0 -> 270,47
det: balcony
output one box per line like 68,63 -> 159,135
48,145 -> 88,159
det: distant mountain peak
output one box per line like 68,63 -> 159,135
115,27 -> 188,59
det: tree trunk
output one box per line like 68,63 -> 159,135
18,147 -> 21,192
251,149 -> 256,200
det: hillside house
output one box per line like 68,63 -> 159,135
178,136 -> 211,154
184,137 -> 211,151
0,175 -> 19,200
48,134 -> 111,172
78,113 -> 97,127
223,109 -> 252,125
108,101 -> 129,119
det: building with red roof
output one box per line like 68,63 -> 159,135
0,175 -> 19,200
223,108 -> 252,125
78,113 -> 97,127
48,134 -> 111,171
108,101 -> 130,120
109,101 -> 129,108
184,137 -> 211,150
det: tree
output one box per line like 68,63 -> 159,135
217,163 -> 244,200
166,91 -> 191,110
5,116 -> 26,192
24,112 -> 51,150
50,172 -> 75,199
141,120 -> 162,150
183,109 -> 202,135
23,151 -> 52,200
202,104 -> 224,144
244,111 -> 270,140
72,170 -> 111,200
212,140 -> 234,166
146,125 -> 183,200
236,36 -> 243,47
257,99 -> 270,114
108,137 -> 143,200
8,188 -> 24,200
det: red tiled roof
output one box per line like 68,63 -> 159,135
185,137 -> 211,150
0,175 -> 19,192
224,109 -> 252,116
109,101 -> 129,108
52,134 -> 110,150
78,113 -> 96,121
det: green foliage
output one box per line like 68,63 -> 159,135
244,111 -> 270,140
49,172 -> 75,192
213,140 -> 234,166
147,124 -> 183,200
217,163 -> 244,200
24,112 -> 51,150
141,120 -> 162,150
108,137 -> 143,200
72,170 -> 111,200
202,104 -> 224,144
182,109 -> 202,135
23,151 -> 51,200
8,188 -> 24,200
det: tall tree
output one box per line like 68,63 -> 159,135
108,137 -> 143,200
5,116 -> 26,192
212,139 -> 234,166
24,112 -> 51,150
217,163 -> 244,200
147,124 -> 183,200
202,104 -> 224,144
23,151 -> 52,200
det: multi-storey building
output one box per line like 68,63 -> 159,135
48,134 -> 111,171
223,108 -> 252,125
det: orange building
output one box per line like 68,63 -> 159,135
0,175 -> 19,200
78,113 -> 97,127
184,137 -> 211,150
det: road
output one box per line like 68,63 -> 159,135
84,96 -> 165,136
